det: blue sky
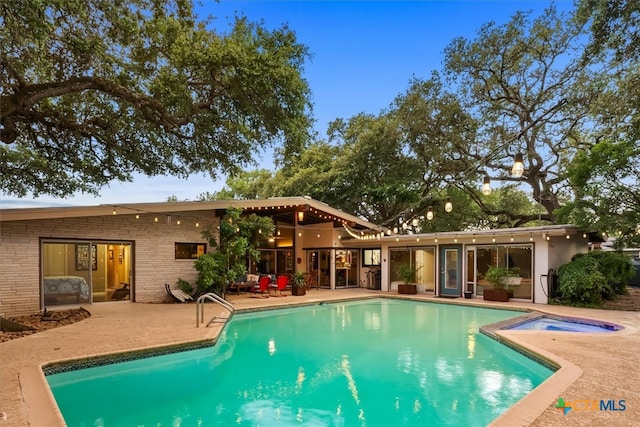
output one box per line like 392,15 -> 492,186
2,0 -> 575,208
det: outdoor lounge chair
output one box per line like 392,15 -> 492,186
165,283 -> 195,303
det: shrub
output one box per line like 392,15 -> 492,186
569,251 -> 635,299
176,278 -> 193,294
194,253 -> 226,294
557,251 -> 635,306
558,255 -> 607,306
584,251 -> 634,296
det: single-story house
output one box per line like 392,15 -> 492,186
0,196 -> 587,316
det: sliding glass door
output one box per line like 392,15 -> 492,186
42,240 -> 132,306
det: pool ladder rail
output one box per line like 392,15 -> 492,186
196,292 -> 235,327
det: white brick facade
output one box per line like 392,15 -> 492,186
0,212 -> 217,316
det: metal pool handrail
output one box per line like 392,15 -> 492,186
196,292 -> 235,327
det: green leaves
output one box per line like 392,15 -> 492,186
559,139 -> 640,247
1,0 -> 311,197
557,251 -> 634,306
194,208 -> 274,295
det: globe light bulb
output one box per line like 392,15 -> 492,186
426,206 -> 434,221
512,152 -> 524,177
482,176 -> 492,195
444,197 -> 453,213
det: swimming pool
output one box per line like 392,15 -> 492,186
507,316 -> 622,332
46,299 -> 553,426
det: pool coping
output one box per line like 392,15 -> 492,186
41,298 -> 569,426
490,312 -> 624,333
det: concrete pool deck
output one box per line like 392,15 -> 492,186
0,288 -> 638,426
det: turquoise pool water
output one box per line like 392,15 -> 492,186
508,316 -> 621,332
47,299 -> 552,426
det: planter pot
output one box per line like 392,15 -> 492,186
483,288 -> 509,302
505,276 -> 522,286
398,284 -> 417,295
292,286 -> 306,296
463,291 -> 473,299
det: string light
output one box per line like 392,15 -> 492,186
444,197 -> 453,213
482,175 -> 492,195
426,206 -> 434,221
512,152 -> 524,177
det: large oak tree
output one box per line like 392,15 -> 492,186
0,0 -> 311,198
558,0 -> 640,246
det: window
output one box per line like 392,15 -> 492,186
175,243 -> 206,260
476,244 -> 533,299
362,249 -> 381,266
389,247 -> 436,291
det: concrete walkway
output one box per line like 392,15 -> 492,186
0,289 -> 638,426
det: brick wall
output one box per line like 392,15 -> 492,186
0,212 -> 218,316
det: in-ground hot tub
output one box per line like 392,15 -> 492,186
505,315 -> 622,333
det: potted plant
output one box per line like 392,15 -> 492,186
503,266 -> 522,298
483,266 -> 510,302
291,271 -> 307,296
397,264 -> 417,294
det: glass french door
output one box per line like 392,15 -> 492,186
335,249 -> 359,288
42,240 -> 132,306
307,250 -> 331,288
439,245 -> 462,297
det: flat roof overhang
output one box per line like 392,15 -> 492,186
349,224 -> 584,247
0,196 -> 382,233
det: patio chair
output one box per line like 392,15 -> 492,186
251,276 -> 271,298
269,275 -> 290,296
165,283 -> 194,303
304,273 -> 319,290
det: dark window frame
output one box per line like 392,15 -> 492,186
174,242 -> 206,260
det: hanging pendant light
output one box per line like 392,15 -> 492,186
426,206 -> 434,221
512,152 -> 524,177
444,197 -> 453,213
482,175 -> 492,195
